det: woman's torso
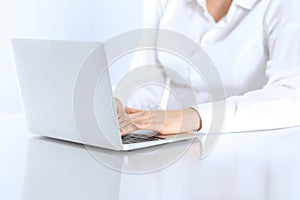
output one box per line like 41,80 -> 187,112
155,0 -> 270,107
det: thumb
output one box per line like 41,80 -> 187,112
125,107 -> 143,114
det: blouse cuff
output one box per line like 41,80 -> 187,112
191,100 -> 236,134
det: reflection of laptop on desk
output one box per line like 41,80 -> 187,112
11,39 -> 199,151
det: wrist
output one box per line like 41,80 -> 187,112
187,107 -> 202,131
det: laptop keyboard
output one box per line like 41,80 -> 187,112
121,134 -> 165,144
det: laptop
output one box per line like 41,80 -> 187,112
11,38 -> 199,151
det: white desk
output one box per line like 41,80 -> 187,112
1,114 -> 300,200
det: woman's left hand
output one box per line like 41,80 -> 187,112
118,107 -> 202,135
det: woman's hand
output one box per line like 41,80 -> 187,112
119,107 -> 202,135
114,98 -> 126,119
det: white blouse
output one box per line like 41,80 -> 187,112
127,0 -> 300,133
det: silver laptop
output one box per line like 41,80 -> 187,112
11,38 -> 199,151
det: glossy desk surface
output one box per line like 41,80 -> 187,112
1,114 -> 300,200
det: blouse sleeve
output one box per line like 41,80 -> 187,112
119,0 -> 170,110
193,0 -> 300,133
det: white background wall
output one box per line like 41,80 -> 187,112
0,0 -> 143,114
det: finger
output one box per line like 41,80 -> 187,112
118,113 -> 134,125
120,127 -> 135,136
118,111 -> 149,124
120,124 -> 139,135
117,108 -> 125,116
117,111 -> 127,120
114,99 -> 126,117
119,114 -> 152,131
120,130 -> 126,136
119,118 -> 135,130
119,116 -> 149,130
125,107 -> 144,114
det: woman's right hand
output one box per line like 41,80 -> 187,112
115,98 -> 136,135
114,98 -> 125,119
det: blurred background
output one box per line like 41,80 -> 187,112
0,0 -> 143,114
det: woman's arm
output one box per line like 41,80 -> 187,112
119,0 -> 300,135
194,0 -> 300,133
114,0 -> 170,110
118,107 -> 201,135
